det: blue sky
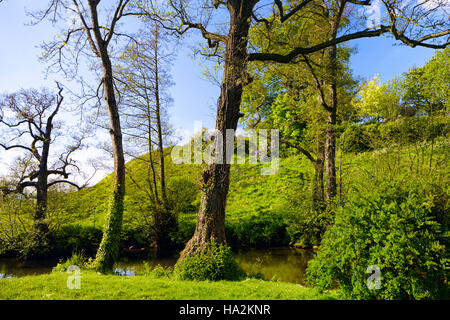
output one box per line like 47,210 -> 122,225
0,1 -> 439,182
0,1 -> 437,132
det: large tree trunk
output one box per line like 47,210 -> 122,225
91,4 -> 126,272
325,9 -> 341,204
34,140 -> 50,239
178,0 -> 257,261
325,85 -> 337,203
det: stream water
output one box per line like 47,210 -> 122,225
0,247 -> 315,284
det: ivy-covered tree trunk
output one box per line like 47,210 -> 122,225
178,0 -> 257,261
93,60 -> 126,272
93,62 -> 126,272
91,3 -> 126,273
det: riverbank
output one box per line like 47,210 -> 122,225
0,247 -> 315,284
0,271 -> 340,300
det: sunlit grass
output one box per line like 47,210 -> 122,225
0,271 -> 341,300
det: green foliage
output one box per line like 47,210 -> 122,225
142,263 -> 173,278
94,190 -> 124,273
174,242 -> 246,281
167,177 -> 199,213
284,199 -> 330,248
403,47 -> 449,115
354,75 -> 403,122
53,251 -> 90,272
307,180 -> 449,299
49,225 -> 102,257
227,211 -> 289,247
340,116 -> 449,153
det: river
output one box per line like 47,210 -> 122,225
0,247 -> 315,284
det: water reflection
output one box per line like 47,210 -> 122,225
0,258 -> 59,279
113,268 -> 136,276
0,247 -> 315,284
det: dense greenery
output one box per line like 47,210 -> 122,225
0,14 -> 448,299
307,179 -> 449,299
174,242 -> 246,281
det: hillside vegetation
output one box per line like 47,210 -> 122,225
2,130 -> 446,258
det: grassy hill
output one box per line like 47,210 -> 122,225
53,148 -> 315,250
1,132 -> 447,259
46,135 -> 448,253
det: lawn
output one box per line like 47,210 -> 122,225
0,271 -> 340,300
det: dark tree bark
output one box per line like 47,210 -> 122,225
324,2 -> 344,204
88,1 -> 127,273
179,0 -> 258,260
34,121 -> 51,237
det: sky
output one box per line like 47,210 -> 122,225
0,0 -> 439,184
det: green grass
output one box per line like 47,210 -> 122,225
0,271 -> 341,300
1,137 -> 448,252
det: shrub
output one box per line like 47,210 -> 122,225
340,124 -> 374,153
307,181 -> 449,299
143,263 -> 173,278
174,241 -> 246,281
53,251 -> 90,272
171,218 -> 196,246
50,225 -> 103,257
284,199 -> 331,248
120,225 -> 151,249
227,211 -> 289,247
167,177 -> 199,213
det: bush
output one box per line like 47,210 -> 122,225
53,251 -> 90,272
50,225 -> 103,257
167,177 -> 199,213
339,116 -> 449,154
227,211 -> 289,247
307,181 -> 449,299
174,241 -> 246,281
142,263 -> 173,278
120,225 -> 151,249
171,218 -> 196,246
284,199 -> 331,248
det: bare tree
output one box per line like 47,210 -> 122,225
0,84 -> 84,243
115,22 -> 177,254
139,0 -> 449,261
32,0 -> 144,272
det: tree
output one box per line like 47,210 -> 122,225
0,85 -> 83,245
243,1 -> 359,206
142,0 -> 449,262
115,22 -> 177,254
402,47 -> 450,116
33,0 -> 140,272
354,75 -> 403,122
241,64 -> 328,206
